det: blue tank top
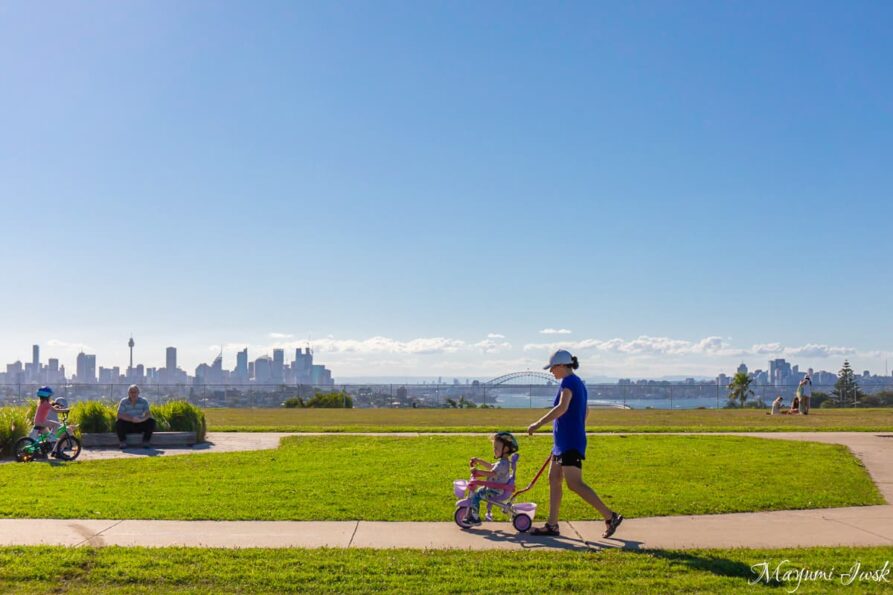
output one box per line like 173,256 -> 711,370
552,374 -> 587,457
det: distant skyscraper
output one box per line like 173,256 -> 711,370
737,363 -> 748,375
166,347 -> 177,371
32,345 -> 39,371
128,336 -> 135,369
254,356 -> 273,384
272,349 -> 284,383
293,348 -> 313,384
6,361 -> 23,384
76,352 -> 96,383
235,348 -> 249,383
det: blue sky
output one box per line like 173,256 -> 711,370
1,1 -> 891,378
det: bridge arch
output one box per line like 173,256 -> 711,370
483,371 -> 556,386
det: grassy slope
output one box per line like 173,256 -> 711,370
0,435 -> 881,520
1,546 -> 892,594
205,407 -> 893,433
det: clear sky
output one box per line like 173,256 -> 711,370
1,1 -> 891,379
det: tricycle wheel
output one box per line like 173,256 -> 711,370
512,513 -> 532,533
454,506 -> 472,529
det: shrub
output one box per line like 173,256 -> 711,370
282,397 -> 304,409
811,392 -> 831,408
70,401 -> 117,433
0,407 -> 31,457
151,401 -> 206,441
305,391 -> 353,408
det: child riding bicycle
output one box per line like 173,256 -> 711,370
30,386 -> 70,445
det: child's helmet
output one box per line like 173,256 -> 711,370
36,386 -> 54,399
494,431 -> 519,453
53,397 -> 68,409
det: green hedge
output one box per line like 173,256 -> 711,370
70,401 -> 117,433
0,407 -> 31,457
151,401 -> 207,442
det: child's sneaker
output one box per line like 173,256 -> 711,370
464,510 -> 482,525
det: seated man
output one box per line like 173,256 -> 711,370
116,384 -> 155,448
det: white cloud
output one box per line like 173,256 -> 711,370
539,328 -> 572,335
473,339 -> 513,354
525,335 -> 729,355
487,333 -> 506,339
751,343 -> 784,355
269,332 -> 293,339
783,344 -> 856,358
46,339 -> 92,352
218,335 -> 515,358
525,335 -> 855,360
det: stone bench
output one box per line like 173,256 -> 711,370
80,432 -> 200,448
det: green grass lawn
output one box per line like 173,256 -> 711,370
1,546 -> 891,593
0,435 -> 881,520
204,406 -> 893,433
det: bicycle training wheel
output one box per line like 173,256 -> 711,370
54,435 -> 82,461
14,437 -> 38,463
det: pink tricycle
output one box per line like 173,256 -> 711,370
453,453 -> 551,532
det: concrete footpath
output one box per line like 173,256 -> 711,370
1,431 -> 892,551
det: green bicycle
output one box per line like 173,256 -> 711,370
15,412 -> 82,462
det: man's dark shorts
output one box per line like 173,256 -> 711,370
553,449 -> 584,468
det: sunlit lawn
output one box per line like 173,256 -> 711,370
0,435 -> 881,521
1,546 -> 892,594
204,406 -> 893,433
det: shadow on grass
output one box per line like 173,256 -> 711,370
626,549 -> 784,589
119,446 -> 164,457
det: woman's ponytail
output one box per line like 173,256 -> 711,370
570,356 -> 579,370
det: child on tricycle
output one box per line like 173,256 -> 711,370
453,431 -> 546,533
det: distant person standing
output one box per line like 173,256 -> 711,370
797,375 -> 812,415
116,385 -> 155,448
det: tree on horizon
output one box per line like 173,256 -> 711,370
727,371 -> 754,407
833,360 -> 863,407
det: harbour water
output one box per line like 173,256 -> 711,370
496,392 -> 729,410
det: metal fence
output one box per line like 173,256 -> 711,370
1,381 -> 891,409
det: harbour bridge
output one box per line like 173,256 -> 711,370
480,371 -> 629,409
482,371 -> 556,386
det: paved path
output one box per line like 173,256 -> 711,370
1,431 -> 892,550
72,432 -> 292,462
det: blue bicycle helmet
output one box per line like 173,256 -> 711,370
36,386 -> 54,399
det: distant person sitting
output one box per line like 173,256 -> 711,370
116,385 -> 155,449
769,396 -> 783,415
788,396 -> 801,415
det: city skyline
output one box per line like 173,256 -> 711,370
1,339 -> 334,387
1,337 -> 889,385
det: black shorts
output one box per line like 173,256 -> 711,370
553,449 -> 584,468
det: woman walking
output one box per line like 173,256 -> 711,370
527,349 -> 623,538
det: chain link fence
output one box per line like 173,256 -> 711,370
1,380 -> 892,409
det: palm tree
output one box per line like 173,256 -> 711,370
727,371 -> 754,407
